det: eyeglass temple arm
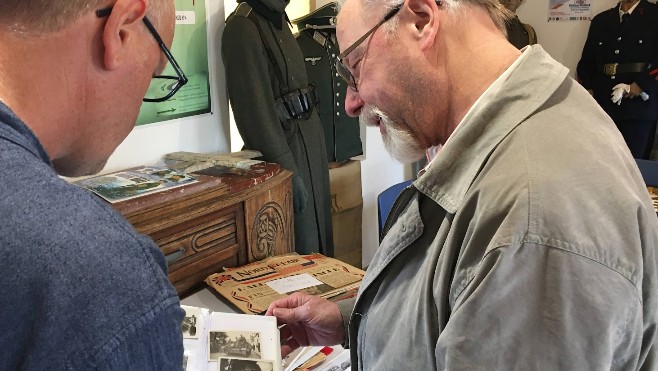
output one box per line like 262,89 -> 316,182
338,6 -> 401,58
141,18 -> 188,82
95,7 -> 187,83
337,0 -> 442,59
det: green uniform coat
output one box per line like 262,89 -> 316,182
293,3 -> 363,162
222,0 -> 333,256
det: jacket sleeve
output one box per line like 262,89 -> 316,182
95,301 -> 185,370
634,7 -> 658,93
336,297 -> 356,349
576,19 -> 597,89
436,243 -> 646,370
222,16 -> 300,175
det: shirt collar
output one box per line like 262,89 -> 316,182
413,45 -> 569,213
0,101 -> 52,166
619,0 -> 641,20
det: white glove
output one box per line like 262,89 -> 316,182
611,83 -> 630,105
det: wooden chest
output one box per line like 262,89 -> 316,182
112,163 -> 294,297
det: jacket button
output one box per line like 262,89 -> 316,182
614,50 -> 620,54
639,40 -> 644,44
617,37 -> 622,41
611,76 -> 616,80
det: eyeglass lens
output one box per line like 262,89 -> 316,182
336,59 -> 358,91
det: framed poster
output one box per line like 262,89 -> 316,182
136,0 -> 211,126
548,0 -> 592,22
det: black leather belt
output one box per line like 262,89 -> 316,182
276,85 -> 319,121
602,62 -> 648,75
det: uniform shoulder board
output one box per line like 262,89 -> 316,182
234,2 -> 253,18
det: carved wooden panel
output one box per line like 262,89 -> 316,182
113,167 -> 294,298
156,204 -> 247,296
244,174 -> 294,262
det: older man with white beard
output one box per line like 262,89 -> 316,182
266,0 -> 658,369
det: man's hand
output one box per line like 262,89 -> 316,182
266,292 -> 345,357
625,82 -> 643,98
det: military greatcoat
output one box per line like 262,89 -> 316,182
222,0 -> 333,256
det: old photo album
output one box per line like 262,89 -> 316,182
181,305 -> 281,371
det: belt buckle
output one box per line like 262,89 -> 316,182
604,63 -> 618,76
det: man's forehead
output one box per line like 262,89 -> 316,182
336,0 -> 368,48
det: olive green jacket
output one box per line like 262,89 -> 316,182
222,0 -> 333,256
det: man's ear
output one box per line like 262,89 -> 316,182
405,0 -> 439,50
101,0 -> 148,70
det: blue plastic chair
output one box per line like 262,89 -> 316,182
377,179 -> 414,236
635,159 -> 658,187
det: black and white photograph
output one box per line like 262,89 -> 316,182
209,330 -> 262,361
181,306 -> 200,339
218,357 -> 274,371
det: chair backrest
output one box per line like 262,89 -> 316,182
377,179 -> 414,236
635,159 -> 658,187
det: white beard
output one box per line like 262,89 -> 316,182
360,105 -> 425,164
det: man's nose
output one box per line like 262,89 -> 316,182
344,88 -> 364,117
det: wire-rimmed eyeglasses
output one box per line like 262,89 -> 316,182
96,6 -> 188,103
335,1 -> 442,92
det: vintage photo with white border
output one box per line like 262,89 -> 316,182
182,306 -> 201,339
218,357 -> 275,371
209,330 -> 262,361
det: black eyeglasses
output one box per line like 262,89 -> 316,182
96,6 -> 188,102
335,1 -> 442,92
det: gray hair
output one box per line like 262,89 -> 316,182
0,0 -> 167,34
499,0 -> 524,13
340,0 -> 512,35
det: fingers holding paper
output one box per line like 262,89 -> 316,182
266,292 -> 345,357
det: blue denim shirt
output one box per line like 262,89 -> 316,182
0,102 -> 184,370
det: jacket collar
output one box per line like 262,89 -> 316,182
413,45 -> 569,213
239,0 -> 290,29
615,0 -> 648,19
0,101 -> 51,166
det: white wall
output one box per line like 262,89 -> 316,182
103,0 -> 230,174
359,130 -> 407,267
516,0 -> 620,75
